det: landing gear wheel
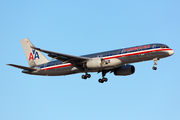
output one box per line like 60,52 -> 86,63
152,66 -> 157,70
102,78 -> 108,82
98,79 -> 104,83
86,74 -> 91,78
152,58 -> 159,70
82,75 -> 87,79
98,70 -> 109,83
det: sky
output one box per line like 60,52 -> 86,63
0,0 -> 180,120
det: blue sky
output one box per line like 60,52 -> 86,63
0,0 -> 180,120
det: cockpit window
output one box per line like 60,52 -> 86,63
161,46 -> 169,48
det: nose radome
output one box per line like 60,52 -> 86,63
169,50 -> 174,56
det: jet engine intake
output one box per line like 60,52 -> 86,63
114,65 -> 135,76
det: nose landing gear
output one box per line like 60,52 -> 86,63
152,58 -> 159,70
152,66 -> 157,70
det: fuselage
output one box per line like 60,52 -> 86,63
23,43 -> 174,76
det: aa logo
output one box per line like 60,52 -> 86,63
29,49 -> 40,61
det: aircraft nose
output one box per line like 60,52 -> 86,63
168,50 -> 174,56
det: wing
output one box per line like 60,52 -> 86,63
31,46 -> 89,65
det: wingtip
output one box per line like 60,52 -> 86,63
31,46 -> 41,50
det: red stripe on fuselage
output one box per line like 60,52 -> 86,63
42,63 -> 72,71
42,48 -> 172,71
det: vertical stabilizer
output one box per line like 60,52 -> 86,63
20,38 -> 49,67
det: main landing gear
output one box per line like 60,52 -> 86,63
81,70 -> 109,83
81,72 -> 91,79
98,70 -> 108,83
152,58 -> 159,70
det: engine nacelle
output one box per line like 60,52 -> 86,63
84,58 -> 103,69
114,65 -> 135,76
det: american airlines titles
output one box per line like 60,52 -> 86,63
125,45 -> 150,52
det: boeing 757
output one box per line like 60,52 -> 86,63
7,38 -> 174,83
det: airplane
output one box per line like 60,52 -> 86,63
7,38 -> 174,83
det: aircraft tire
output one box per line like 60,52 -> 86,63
98,79 -> 104,83
86,74 -> 91,78
82,75 -> 87,79
152,66 -> 157,70
103,78 -> 108,82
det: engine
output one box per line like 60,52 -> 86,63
84,58 -> 104,69
114,65 -> 135,76
84,58 -> 122,69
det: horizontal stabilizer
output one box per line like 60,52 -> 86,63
7,64 -> 36,71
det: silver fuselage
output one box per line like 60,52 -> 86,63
23,43 -> 174,76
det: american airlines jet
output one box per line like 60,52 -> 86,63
7,38 -> 174,83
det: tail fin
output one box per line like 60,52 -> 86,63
20,38 -> 49,67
